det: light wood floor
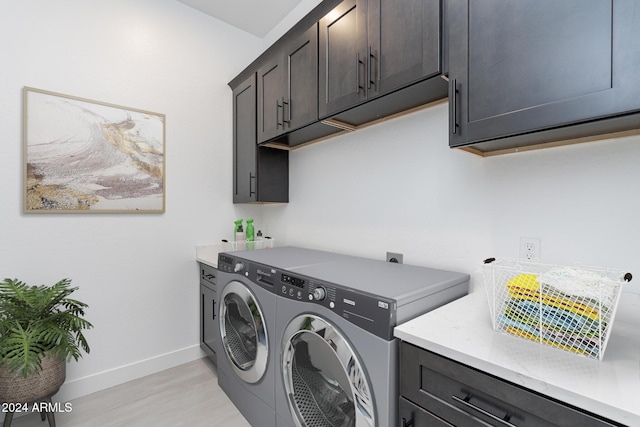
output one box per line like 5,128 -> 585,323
8,358 -> 250,427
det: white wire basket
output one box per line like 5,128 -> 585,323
483,258 -> 632,361
222,238 -> 276,251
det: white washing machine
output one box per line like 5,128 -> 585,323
216,248 -> 347,426
273,251 -> 470,427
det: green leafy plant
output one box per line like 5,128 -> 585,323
0,278 -> 92,378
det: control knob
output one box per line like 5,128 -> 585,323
312,286 -> 326,301
234,262 -> 244,273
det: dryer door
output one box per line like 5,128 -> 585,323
281,314 -> 375,427
219,281 -> 269,384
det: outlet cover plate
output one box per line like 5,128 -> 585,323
386,252 -> 403,264
519,237 -> 541,261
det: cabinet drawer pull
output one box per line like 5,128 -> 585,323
401,417 -> 414,427
451,394 -> 516,427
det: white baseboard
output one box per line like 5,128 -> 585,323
54,345 -> 206,403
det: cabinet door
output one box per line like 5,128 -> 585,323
368,0 -> 442,99
257,56 -> 286,144
200,284 -> 217,358
284,24 -> 319,132
233,74 -> 257,203
318,0 -> 367,118
449,0 -> 640,148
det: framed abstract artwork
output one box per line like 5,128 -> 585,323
23,87 -> 166,213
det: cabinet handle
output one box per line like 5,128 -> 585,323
367,46 -> 375,89
282,96 -> 290,125
401,417 -> 414,427
287,55 -> 292,124
249,173 -> 256,197
451,394 -> 516,427
201,293 -> 205,341
276,100 -> 283,128
356,52 -> 364,94
212,300 -> 216,320
450,78 -> 459,135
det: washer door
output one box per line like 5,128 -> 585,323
281,315 -> 374,427
219,281 -> 269,384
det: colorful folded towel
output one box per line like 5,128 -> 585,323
506,273 -> 600,320
504,299 -> 602,336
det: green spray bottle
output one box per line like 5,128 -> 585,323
246,219 -> 255,250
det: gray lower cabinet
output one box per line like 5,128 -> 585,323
399,342 -> 620,427
447,0 -> 640,154
199,263 -> 217,362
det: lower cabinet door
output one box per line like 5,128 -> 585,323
399,396 -> 453,427
200,284 -> 217,359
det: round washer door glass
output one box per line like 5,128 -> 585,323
281,315 -> 374,427
219,281 -> 269,384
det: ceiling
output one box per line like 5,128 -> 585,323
177,0 -> 304,38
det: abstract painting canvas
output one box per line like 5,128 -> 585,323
23,87 -> 166,213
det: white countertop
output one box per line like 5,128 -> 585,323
196,244 -> 225,267
394,289 -> 640,426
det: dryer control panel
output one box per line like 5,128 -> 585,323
278,272 -> 397,340
217,254 -> 277,294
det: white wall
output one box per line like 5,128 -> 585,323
0,0 -> 264,402
263,103 -> 640,305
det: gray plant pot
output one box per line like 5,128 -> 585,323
0,354 -> 65,427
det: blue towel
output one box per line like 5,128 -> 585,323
508,299 -> 601,334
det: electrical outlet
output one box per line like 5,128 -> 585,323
386,252 -> 403,264
519,237 -> 541,261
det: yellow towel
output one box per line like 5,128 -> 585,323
506,274 -> 600,321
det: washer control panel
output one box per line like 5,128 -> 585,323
217,254 -> 276,293
278,271 -> 396,339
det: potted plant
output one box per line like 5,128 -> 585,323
0,278 -> 92,423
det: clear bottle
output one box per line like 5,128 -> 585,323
235,225 -> 245,251
234,219 -> 243,242
256,230 -> 264,249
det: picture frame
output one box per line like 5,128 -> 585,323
23,87 -> 166,213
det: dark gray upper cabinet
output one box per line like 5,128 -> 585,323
257,56 -> 284,144
318,0 -> 364,118
258,24 -> 319,144
233,74 -> 288,203
319,0 -> 447,125
448,0 -> 640,153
